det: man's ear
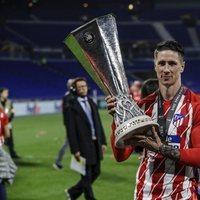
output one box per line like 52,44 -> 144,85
181,61 -> 185,73
154,65 -> 157,72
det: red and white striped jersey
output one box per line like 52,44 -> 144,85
111,87 -> 200,200
0,108 -> 9,146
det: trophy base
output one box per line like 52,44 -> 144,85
114,115 -> 159,149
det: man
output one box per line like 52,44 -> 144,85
0,88 -> 20,159
106,40 -> 200,199
53,78 -> 75,170
65,77 -> 107,200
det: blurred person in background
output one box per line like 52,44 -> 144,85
0,108 -> 17,200
64,77 -> 107,200
141,78 -> 159,99
53,78 -> 75,170
0,88 -> 20,159
106,40 -> 200,199
129,80 -> 142,102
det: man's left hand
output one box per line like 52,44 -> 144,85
124,126 -> 163,153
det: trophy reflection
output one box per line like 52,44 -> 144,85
64,14 -> 158,148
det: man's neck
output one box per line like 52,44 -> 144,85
159,83 -> 182,101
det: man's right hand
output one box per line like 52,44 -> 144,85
105,95 -> 116,116
74,151 -> 81,162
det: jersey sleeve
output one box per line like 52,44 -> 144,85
179,103 -> 200,168
111,121 -> 134,162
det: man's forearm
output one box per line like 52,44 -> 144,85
159,144 -> 180,162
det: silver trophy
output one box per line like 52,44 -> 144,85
64,14 -> 158,148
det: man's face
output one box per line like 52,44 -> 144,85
154,50 -> 185,87
76,80 -> 88,97
1,90 -> 9,99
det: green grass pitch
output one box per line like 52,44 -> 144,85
6,109 -> 140,200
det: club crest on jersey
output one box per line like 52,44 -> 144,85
173,114 -> 185,128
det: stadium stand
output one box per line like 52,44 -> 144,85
0,58 -> 101,99
1,0 -> 200,99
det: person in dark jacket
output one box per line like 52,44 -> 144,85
64,77 -> 107,200
53,78 -> 75,170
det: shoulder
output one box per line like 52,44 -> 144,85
88,97 -> 96,104
65,93 -> 77,104
88,97 -> 98,108
63,92 -> 74,100
184,88 -> 200,106
0,109 -> 8,121
6,99 -> 12,104
184,89 -> 200,123
188,90 -> 200,101
0,108 -> 5,116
